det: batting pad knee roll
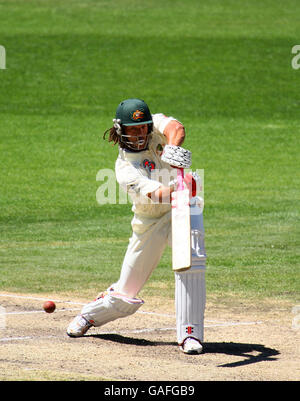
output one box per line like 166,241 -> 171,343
175,267 -> 206,345
81,292 -> 144,327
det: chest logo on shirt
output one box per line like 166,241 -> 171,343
142,159 -> 155,173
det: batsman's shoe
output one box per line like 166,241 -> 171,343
67,315 -> 93,337
180,338 -> 203,354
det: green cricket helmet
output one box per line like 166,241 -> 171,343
115,98 -> 153,126
113,98 -> 153,151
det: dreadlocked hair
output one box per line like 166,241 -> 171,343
103,126 -> 120,146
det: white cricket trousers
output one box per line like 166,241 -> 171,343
115,211 -> 172,298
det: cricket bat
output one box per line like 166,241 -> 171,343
171,168 -> 191,271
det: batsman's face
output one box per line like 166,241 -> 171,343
124,124 -> 149,150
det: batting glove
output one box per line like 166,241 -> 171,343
161,144 -> 192,168
169,171 -> 201,198
184,171 -> 201,198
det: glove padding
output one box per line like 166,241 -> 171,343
161,144 -> 192,168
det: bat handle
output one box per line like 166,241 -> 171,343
177,168 -> 185,191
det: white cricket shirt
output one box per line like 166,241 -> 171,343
115,113 -> 178,231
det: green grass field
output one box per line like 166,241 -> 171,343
0,0 -> 299,303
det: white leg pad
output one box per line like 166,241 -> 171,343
190,196 -> 206,266
81,292 -> 144,327
175,266 -> 206,345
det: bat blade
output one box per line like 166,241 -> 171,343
171,169 -> 191,272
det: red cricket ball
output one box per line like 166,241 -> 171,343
43,300 -> 56,313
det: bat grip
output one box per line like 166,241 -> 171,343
177,168 -> 185,191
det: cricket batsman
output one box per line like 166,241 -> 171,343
67,98 -> 206,354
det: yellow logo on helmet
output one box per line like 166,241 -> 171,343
132,110 -> 144,120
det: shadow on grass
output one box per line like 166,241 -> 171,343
88,334 -> 280,367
